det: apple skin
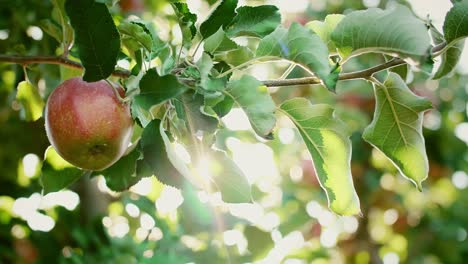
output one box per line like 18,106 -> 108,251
45,77 -> 133,171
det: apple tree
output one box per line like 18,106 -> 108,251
0,0 -> 467,262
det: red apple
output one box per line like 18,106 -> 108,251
45,77 -> 133,171
119,0 -> 144,13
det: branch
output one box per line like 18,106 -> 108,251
262,58 -> 405,87
0,55 -> 131,78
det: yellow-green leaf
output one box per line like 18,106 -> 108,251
279,98 -> 360,215
363,73 -> 432,190
16,81 -> 45,121
306,14 -> 344,53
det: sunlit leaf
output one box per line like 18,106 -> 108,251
226,5 -> 281,38
279,98 -> 361,215
256,23 -> 335,89
331,5 -> 431,61
224,75 -> 276,138
41,146 -> 83,194
306,14 -> 344,53
65,0 -> 120,81
244,226 -> 274,260
16,81 -> 45,121
207,150 -> 251,203
363,73 -> 432,190
200,0 -> 238,38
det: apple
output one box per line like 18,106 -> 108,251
119,0 -> 144,13
45,77 -> 133,171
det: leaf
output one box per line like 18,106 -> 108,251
39,19 -> 62,43
207,150 -> 251,203
118,21 -> 153,52
204,28 -> 238,54
431,24 -> 465,79
306,14 -> 344,53
211,96 -> 234,118
175,92 -> 219,134
226,5 -> 281,38
171,2 -> 197,40
215,46 -> 254,67
98,147 -> 142,192
134,69 -> 188,110
331,5 -> 431,61
363,73 -> 432,191
433,40 -> 464,79
256,23 -> 335,90
51,0 -> 73,48
41,146 -> 83,194
279,98 -> 361,215
200,0 -> 238,38
65,0 -> 120,81
224,75 -> 276,138
244,226 -> 274,260
140,119 -> 185,188
443,0 -> 468,44
16,81 -> 45,121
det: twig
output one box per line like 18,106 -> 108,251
262,58 -> 406,87
0,55 -> 131,78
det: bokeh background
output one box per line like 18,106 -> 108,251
0,0 -> 467,263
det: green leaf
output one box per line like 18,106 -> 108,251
140,119 -> 185,188
279,98 -> 361,215
207,150 -> 251,203
363,73 -> 432,191
226,5 -> 281,38
41,146 -> 83,194
51,0 -> 73,49
331,5 -> 431,61
215,46 -> 254,66
118,21 -> 153,52
224,75 -> 276,138
98,147 -> 142,192
211,96 -> 234,118
134,69 -> 188,110
171,2 -> 197,40
433,40 -> 464,79
39,19 -> 62,43
443,0 -> 468,44
431,24 -> 465,79
200,0 -> 238,38
256,23 -> 334,90
175,92 -> 219,134
204,28 -> 238,54
306,14 -> 345,53
16,81 -> 45,122
244,226 -> 274,260
65,0 -> 120,81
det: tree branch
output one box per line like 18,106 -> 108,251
0,55 -> 131,78
262,58 -> 406,87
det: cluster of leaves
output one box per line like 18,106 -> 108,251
34,0 -> 468,216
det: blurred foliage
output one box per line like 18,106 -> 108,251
0,0 -> 467,263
